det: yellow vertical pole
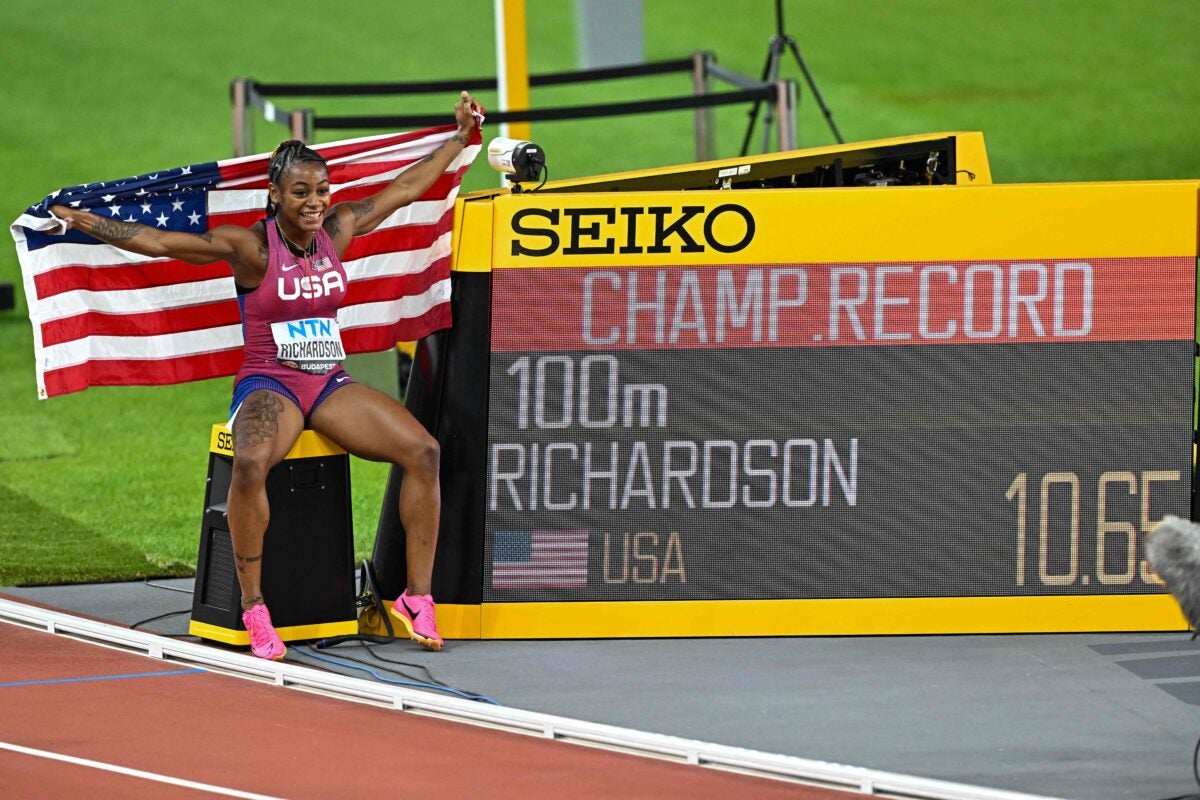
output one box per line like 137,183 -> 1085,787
494,0 -> 532,144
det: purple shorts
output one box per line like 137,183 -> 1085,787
229,369 -> 353,423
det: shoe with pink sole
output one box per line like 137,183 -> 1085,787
389,590 -> 443,652
242,603 -> 287,661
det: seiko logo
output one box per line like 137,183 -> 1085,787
278,272 -> 345,301
510,204 -> 756,257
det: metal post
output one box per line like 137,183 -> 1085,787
773,80 -> 797,152
692,51 -> 715,162
231,79 -> 248,158
289,109 -> 313,143
303,109 -> 314,144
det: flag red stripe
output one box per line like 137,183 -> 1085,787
42,350 -> 244,397
211,159 -> 419,191
334,162 -> 472,195
216,157 -> 269,186
34,261 -> 233,298
208,209 -> 266,229
342,212 -> 452,262
342,304 -> 452,353
312,127 -> 460,163
342,258 -> 448,306
327,158 -> 422,183
39,301 -> 242,347
329,171 -> 464,207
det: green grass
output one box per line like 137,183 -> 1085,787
1,0 -> 1198,585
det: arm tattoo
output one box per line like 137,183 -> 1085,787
349,199 -> 375,221
89,218 -> 142,244
251,221 -> 269,265
323,213 -> 343,238
233,391 -> 284,450
451,133 -> 469,146
190,231 -> 214,244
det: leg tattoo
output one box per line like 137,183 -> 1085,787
235,392 -> 284,450
235,553 -> 263,575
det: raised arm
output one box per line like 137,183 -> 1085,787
48,205 -> 267,284
323,91 -> 483,249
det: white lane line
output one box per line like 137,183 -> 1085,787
0,741 -> 285,800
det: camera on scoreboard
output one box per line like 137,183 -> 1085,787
487,137 -> 546,185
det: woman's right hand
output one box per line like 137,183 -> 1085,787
48,205 -> 82,232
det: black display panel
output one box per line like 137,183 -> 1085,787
483,260 -> 1194,603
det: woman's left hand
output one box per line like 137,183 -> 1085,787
455,91 -> 485,136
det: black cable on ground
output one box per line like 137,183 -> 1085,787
129,608 -> 192,632
142,578 -> 193,594
313,641 -> 447,688
1194,733 -> 1200,794
289,645 -> 499,705
308,637 -> 497,704
131,579 -> 198,636
311,632 -> 394,647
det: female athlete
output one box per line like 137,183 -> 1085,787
51,91 -> 485,659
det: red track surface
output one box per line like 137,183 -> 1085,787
0,619 -> 861,798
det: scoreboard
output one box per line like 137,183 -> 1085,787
373,134 -> 1200,638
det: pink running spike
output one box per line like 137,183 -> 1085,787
242,603 -> 287,661
389,590 -> 443,652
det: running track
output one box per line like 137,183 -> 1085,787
0,619 -> 860,798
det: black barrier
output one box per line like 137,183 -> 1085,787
314,87 -> 781,130
249,57 -> 697,96
231,52 -> 794,161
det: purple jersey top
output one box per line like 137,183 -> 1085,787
235,219 -> 349,386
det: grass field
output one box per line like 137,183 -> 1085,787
1,0 -> 1198,585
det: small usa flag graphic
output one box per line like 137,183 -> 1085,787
491,530 -> 589,589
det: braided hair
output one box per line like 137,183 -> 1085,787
265,140 -> 328,217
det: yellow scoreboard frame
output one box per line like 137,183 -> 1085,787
370,132 -> 1199,639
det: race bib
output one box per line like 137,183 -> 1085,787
271,317 -> 346,375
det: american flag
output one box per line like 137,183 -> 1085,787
10,125 -> 480,399
491,530 -> 590,589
